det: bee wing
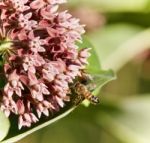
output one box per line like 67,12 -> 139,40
86,70 -> 116,92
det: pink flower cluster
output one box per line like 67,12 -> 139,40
0,0 -> 90,129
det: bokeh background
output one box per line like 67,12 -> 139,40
18,0 -> 150,143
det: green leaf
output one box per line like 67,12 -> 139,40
68,0 -> 149,12
1,38 -> 115,143
77,37 -> 101,73
79,37 -> 116,106
1,107 -> 75,143
0,111 -> 10,141
97,96 -> 150,143
90,70 -> 116,91
88,24 -> 150,71
82,69 -> 116,106
78,38 -> 116,106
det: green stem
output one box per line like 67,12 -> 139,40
0,39 -> 12,52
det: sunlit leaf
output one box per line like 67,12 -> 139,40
1,108 -> 75,143
17,96 -> 150,143
97,96 -> 150,143
0,68 -> 10,141
82,69 -> 116,106
78,37 -> 101,73
88,24 -> 150,71
89,70 -> 116,91
68,0 -> 148,12
17,104 -> 120,143
78,38 -> 116,105
0,111 -> 10,141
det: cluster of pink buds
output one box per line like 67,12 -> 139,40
0,0 -> 90,129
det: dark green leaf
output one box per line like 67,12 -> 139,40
2,107 -> 75,143
1,38 -> 115,143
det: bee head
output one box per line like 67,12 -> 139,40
90,96 -> 100,105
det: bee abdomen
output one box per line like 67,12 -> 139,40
85,92 -> 92,98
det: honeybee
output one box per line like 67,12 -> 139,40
73,81 -> 100,105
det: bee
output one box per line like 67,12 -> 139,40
73,81 -> 100,105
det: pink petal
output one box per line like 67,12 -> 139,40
24,113 -> 32,122
28,31 -> 34,39
17,100 -> 25,114
28,66 -> 36,74
42,88 -> 50,95
38,46 -> 45,52
36,93 -> 44,101
15,88 -> 22,97
39,20 -> 50,27
55,96 -> 64,107
36,109 -> 42,118
43,109 -> 49,116
20,75 -> 28,86
25,13 -> 32,19
30,0 -> 45,9
79,48 -> 91,58
18,29 -> 28,40
18,115 -> 23,130
4,110 -> 10,117
43,100 -> 50,107
6,88 -> 14,98
38,103 -> 44,112
28,72 -> 38,86
30,113 -> 38,123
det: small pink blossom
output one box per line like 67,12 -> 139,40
10,0 -> 30,11
30,82 -> 50,101
18,113 -> 38,129
49,0 -> 67,5
42,60 -> 66,82
40,5 -> 58,20
18,13 -> 37,30
29,31 -> 46,53
4,70 -> 24,97
23,54 -> 45,73
1,96 -> 17,117
30,0 -> 46,9
36,100 -> 55,118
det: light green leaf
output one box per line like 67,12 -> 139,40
1,108 -> 75,143
97,96 -> 150,143
69,0 -> 149,12
0,111 -> 10,141
90,70 -> 116,91
0,70 -> 10,141
78,38 -> 116,106
82,69 -> 116,106
78,37 -> 101,73
88,24 -> 150,71
87,69 -> 116,96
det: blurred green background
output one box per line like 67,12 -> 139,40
18,0 -> 150,143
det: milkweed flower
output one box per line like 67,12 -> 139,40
0,0 -> 90,129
